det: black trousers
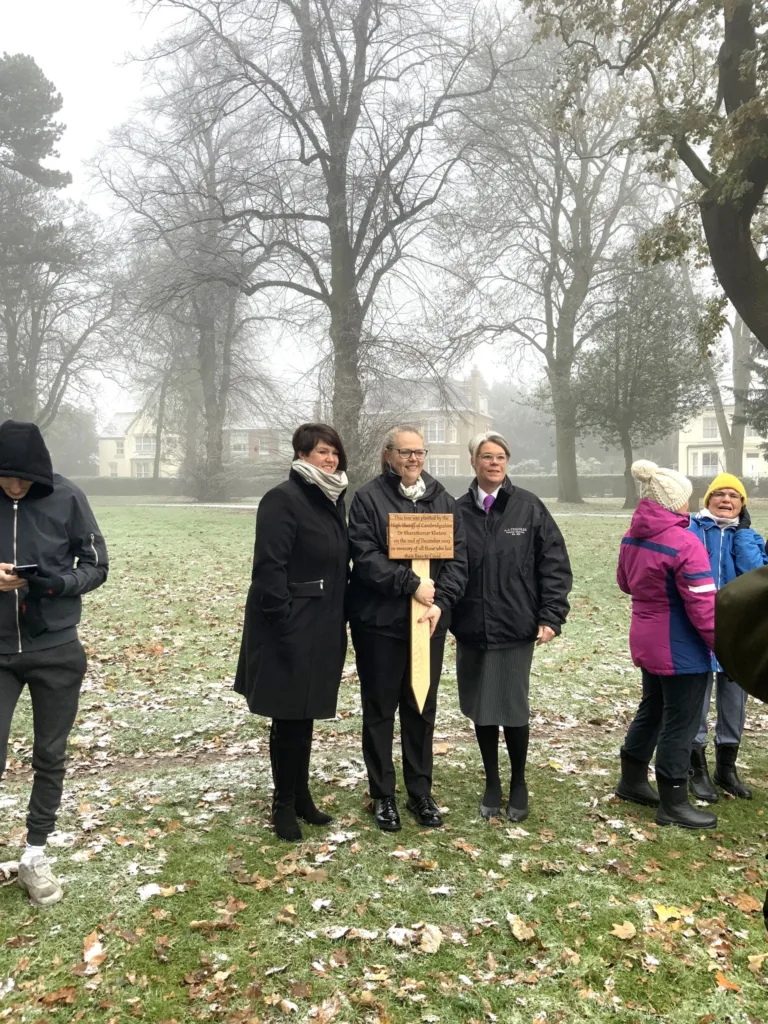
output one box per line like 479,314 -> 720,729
622,669 -> 710,781
352,628 -> 446,800
0,641 -> 87,846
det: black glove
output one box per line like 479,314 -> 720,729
738,506 -> 752,530
15,567 -> 66,598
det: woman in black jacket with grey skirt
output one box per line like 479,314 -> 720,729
235,423 -> 349,842
348,424 -> 468,833
452,432 -> 572,823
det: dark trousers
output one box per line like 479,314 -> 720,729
0,641 -> 86,846
352,628 -> 446,800
622,669 -> 709,781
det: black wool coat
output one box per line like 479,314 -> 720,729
234,471 -> 349,719
347,470 -> 468,639
451,478 -> 572,649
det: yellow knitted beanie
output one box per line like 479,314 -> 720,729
703,473 -> 747,508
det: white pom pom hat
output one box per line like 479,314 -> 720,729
631,460 -> 692,512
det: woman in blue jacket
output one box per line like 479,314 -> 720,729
688,473 -> 768,801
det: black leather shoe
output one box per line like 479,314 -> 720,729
373,796 -> 401,832
406,794 -> 444,828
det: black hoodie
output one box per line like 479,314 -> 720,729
0,421 -> 108,653
347,469 -> 468,638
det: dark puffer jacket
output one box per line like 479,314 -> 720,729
451,478 -> 572,648
0,420 -> 108,653
347,470 -> 468,638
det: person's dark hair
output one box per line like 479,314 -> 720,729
292,423 -> 347,472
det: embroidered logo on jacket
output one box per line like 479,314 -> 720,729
505,527 -> 528,536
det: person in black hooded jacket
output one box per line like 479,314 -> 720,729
451,432 -> 571,823
348,424 -> 467,832
0,421 -> 108,906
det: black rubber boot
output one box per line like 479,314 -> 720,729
294,723 -> 333,825
270,723 -> 303,843
688,743 -> 718,803
656,775 -> 717,830
615,752 -> 660,807
713,744 -> 753,799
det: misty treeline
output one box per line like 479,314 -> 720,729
2,1 -> 768,500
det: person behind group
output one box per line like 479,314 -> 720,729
687,473 -> 767,803
615,460 -> 718,830
451,432 -> 572,822
235,424 -> 349,843
0,421 -> 108,905
347,425 -> 467,832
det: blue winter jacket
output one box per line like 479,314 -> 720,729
688,512 -> 768,669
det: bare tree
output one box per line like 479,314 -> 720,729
95,54 -> 276,498
138,0 -> 517,481
443,54 -> 645,502
0,170 -> 120,426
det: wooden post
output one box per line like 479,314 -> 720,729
410,559 -> 432,712
388,514 -> 455,713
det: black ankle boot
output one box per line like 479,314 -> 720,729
714,744 -> 753,799
688,743 -> 718,803
656,776 -> 717,830
616,752 -> 659,807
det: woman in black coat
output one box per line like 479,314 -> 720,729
348,425 -> 467,833
451,432 -> 572,823
235,423 -> 349,842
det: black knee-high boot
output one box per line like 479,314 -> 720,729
270,720 -> 303,842
503,725 -> 530,822
294,721 -> 333,826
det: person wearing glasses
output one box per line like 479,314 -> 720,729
451,432 -> 572,822
686,473 -> 768,803
347,425 -> 467,832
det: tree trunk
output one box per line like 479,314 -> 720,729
620,431 -> 637,509
153,372 -> 169,481
730,314 -> 752,475
548,367 -> 583,504
702,357 -> 737,473
700,199 -> 768,352
330,295 -> 364,488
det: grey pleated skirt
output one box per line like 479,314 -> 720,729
456,642 -> 535,727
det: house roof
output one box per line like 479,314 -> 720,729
99,411 -> 139,439
362,375 -> 486,416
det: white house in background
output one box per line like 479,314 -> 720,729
677,405 -> 766,481
98,412 -> 180,479
98,411 -> 292,478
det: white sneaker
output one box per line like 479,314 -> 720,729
17,857 -> 63,906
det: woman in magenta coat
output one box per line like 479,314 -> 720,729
615,461 -> 717,831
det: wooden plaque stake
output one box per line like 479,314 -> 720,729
410,559 -> 432,712
388,514 -> 455,713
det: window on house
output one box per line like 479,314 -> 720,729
115,440 -> 125,458
109,462 -> 118,478
426,419 -> 446,444
702,452 -> 721,473
135,435 -> 156,455
230,431 -> 249,457
690,452 -> 699,476
447,420 -> 458,444
702,417 -> 719,440
134,461 -> 152,479
252,436 -> 261,456
428,458 -> 458,477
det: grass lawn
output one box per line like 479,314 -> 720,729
1,501 -> 768,1024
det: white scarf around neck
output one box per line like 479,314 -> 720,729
700,508 -> 738,530
399,475 -> 427,501
292,459 -> 348,504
